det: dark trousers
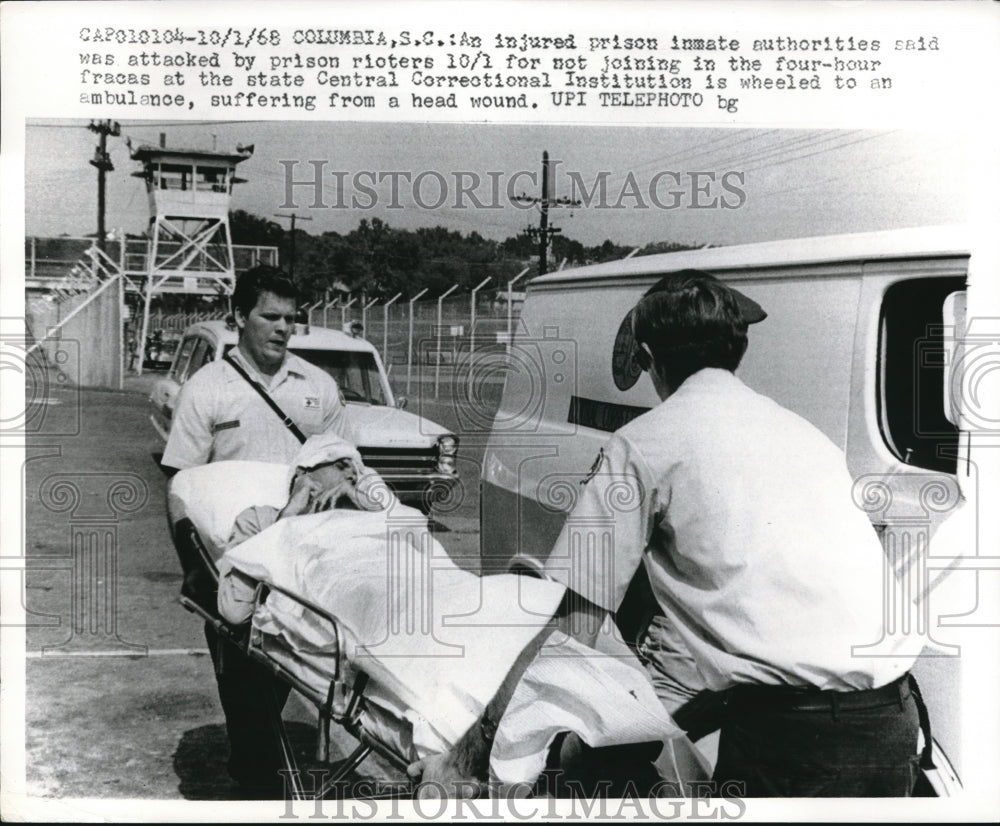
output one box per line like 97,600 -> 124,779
713,676 -> 921,797
204,622 -> 292,789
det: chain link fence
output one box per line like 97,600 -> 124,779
312,290 -> 523,402
129,286 -> 522,400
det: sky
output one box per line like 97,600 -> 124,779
24,119 -> 968,250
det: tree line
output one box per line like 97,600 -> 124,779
229,210 -> 698,303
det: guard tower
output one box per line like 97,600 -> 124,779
129,138 -> 254,371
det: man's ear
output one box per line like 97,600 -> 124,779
233,306 -> 247,332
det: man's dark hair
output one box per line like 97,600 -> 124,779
633,269 -> 748,389
231,265 -> 297,318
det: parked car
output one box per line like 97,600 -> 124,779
149,320 -> 458,509
142,329 -> 182,370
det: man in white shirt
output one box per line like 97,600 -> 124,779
163,266 -> 350,797
411,270 -> 924,798
161,269 -> 349,472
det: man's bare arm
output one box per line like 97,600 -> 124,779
406,588 -> 607,796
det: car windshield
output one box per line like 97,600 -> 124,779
290,348 -> 389,405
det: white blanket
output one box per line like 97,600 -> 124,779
170,461 -> 680,785
219,507 -> 679,783
220,507 -> 567,746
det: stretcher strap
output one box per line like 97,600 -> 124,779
223,353 -> 306,443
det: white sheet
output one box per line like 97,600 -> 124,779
219,506 -> 681,784
494,633 -> 678,785
220,506 -> 567,748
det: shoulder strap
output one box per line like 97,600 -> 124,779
223,352 -> 307,444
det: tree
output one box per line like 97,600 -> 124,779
226,209 -> 700,302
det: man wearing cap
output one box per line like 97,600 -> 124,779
218,435 -> 394,624
411,270 -> 924,797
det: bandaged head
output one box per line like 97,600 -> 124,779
288,434 -> 364,488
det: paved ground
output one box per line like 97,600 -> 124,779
20,368 -> 489,801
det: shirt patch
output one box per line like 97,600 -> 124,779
304,396 -> 320,409
212,419 -> 241,433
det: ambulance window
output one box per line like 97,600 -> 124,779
877,276 -> 965,474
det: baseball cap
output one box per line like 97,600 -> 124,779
612,270 -> 767,391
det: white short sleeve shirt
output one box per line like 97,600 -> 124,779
544,368 -> 917,692
162,349 -> 350,470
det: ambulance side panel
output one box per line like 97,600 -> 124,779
481,264 -> 867,571
480,251 -> 968,778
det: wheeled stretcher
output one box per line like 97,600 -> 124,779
171,498 -> 414,798
167,461 -> 680,800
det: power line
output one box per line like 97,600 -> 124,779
709,130 -> 849,169
741,130 -> 899,174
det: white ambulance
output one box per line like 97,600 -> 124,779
481,225 -> 997,795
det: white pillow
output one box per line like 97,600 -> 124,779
167,461 -> 289,560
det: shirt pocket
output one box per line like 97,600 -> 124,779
295,396 -> 326,434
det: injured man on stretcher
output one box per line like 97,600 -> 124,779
201,435 -> 705,798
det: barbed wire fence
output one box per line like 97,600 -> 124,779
310,284 -> 523,402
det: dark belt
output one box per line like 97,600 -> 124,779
725,672 -> 910,713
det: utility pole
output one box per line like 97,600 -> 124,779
88,120 -> 120,255
513,150 -> 581,275
273,212 -> 313,280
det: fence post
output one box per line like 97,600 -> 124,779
323,297 -> 338,328
382,292 -> 403,371
362,296 -> 378,339
305,298 -> 323,329
469,277 -> 491,359
406,288 -> 429,396
435,284 -> 459,399
507,267 -> 530,351
468,277 -> 492,397
341,295 -> 357,330
30,237 -> 36,280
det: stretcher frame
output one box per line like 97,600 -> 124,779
172,515 -> 415,801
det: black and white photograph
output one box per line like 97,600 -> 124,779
3,1 -> 999,822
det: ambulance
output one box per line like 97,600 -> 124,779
480,225 -> 998,795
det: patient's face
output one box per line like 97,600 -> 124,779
306,458 -> 357,493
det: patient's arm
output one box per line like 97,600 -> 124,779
406,589 -> 607,796
217,505 -> 281,624
228,505 -> 280,549
217,568 -> 260,624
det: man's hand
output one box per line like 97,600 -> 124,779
308,479 -> 356,513
279,475 -> 322,520
406,752 -> 485,799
